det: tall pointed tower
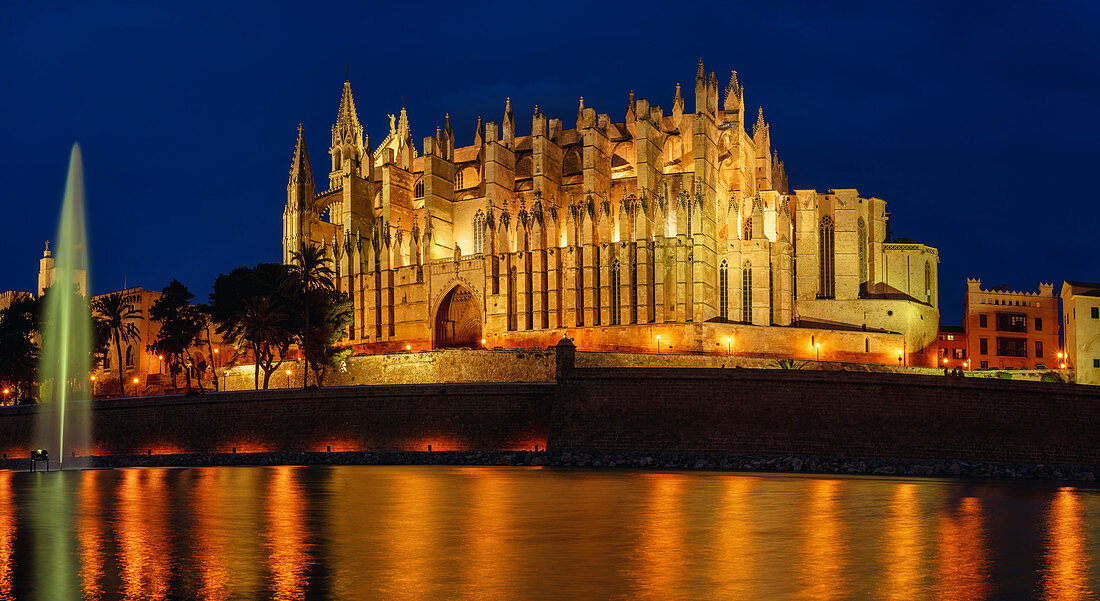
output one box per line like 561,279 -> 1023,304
283,124 -> 315,263
329,79 -> 364,189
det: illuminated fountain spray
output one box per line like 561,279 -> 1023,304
36,144 -> 93,470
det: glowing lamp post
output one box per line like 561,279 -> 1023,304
656,334 -> 662,355
897,349 -> 904,367
814,342 -> 821,362
481,338 -> 487,346
726,336 -> 732,357
285,369 -> 292,388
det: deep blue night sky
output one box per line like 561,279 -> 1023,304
2,1 -> 1098,323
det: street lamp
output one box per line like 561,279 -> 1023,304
656,334 -> 662,355
726,336 -> 732,357
406,344 -> 412,351
897,349 -> 904,367
815,342 -> 821,362
285,369 -> 292,388
481,338 -> 487,346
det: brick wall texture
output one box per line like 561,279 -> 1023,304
2,368 -> 1099,466
550,368 -> 1100,465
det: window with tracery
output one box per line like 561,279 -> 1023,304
925,261 -> 932,303
611,260 -> 621,325
857,217 -> 867,285
414,179 -> 424,198
743,218 -> 752,241
473,210 -> 485,254
818,216 -> 835,299
742,262 -> 752,323
719,260 -> 729,320
455,170 -> 464,190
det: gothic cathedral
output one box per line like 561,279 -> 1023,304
283,61 -> 940,365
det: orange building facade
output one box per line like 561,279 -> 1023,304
963,279 -> 1060,370
935,325 -> 968,369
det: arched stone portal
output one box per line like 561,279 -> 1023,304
435,285 -> 482,348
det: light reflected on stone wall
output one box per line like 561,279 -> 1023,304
1042,488 -> 1092,601
934,495 -> 988,601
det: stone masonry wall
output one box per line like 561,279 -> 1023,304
0,383 -> 553,458
549,367 -> 1100,465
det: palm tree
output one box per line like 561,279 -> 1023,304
224,296 -> 289,389
91,292 -> 142,396
283,243 -> 335,387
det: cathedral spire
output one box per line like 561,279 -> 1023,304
724,70 -> 742,111
753,106 -> 767,138
694,58 -> 707,114
335,80 -> 360,132
290,123 -> 313,192
626,89 -> 636,122
330,79 -> 364,188
474,115 -> 483,147
503,97 -> 515,147
576,96 -> 585,130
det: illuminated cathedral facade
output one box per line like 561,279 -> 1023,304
282,61 -> 940,365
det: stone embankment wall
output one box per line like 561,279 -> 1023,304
0,346 -> 1095,467
549,365 -> 1100,465
221,346 -> 1013,392
0,383 -> 553,458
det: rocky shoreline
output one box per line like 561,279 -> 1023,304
2,450 -> 1097,484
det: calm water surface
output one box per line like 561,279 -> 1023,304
0,465 -> 1097,600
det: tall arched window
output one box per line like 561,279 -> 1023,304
924,261 -> 932,303
455,170 -> 465,190
630,253 -> 638,324
686,195 -> 694,238
743,218 -> 752,241
857,217 -> 867,286
768,261 -> 774,325
742,261 -> 753,324
611,260 -> 621,325
414,179 -> 424,199
125,345 -> 134,367
719,260 -> 729,320
508,266 -> 517,331
818,215 -> 835,299
473,210 -> 485,254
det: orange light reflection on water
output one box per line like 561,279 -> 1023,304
885,483 -> 925,600
797,478 -> 847,601
463,467 -> 512,601
77,470 -> 106,600
117,468 -> 172,600
0,471 -> 13,601
193,470 -> 231,601
715,476 -> 757,597
630,473 -> 688,600
1042,487 -> 1092,601
934,495 -> 988,601
265,466 -> 311,601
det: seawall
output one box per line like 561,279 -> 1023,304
2,354 -> 1099,469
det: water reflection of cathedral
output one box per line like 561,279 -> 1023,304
284,61 -> 940,364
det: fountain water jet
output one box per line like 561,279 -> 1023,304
36,144 -> 93,470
